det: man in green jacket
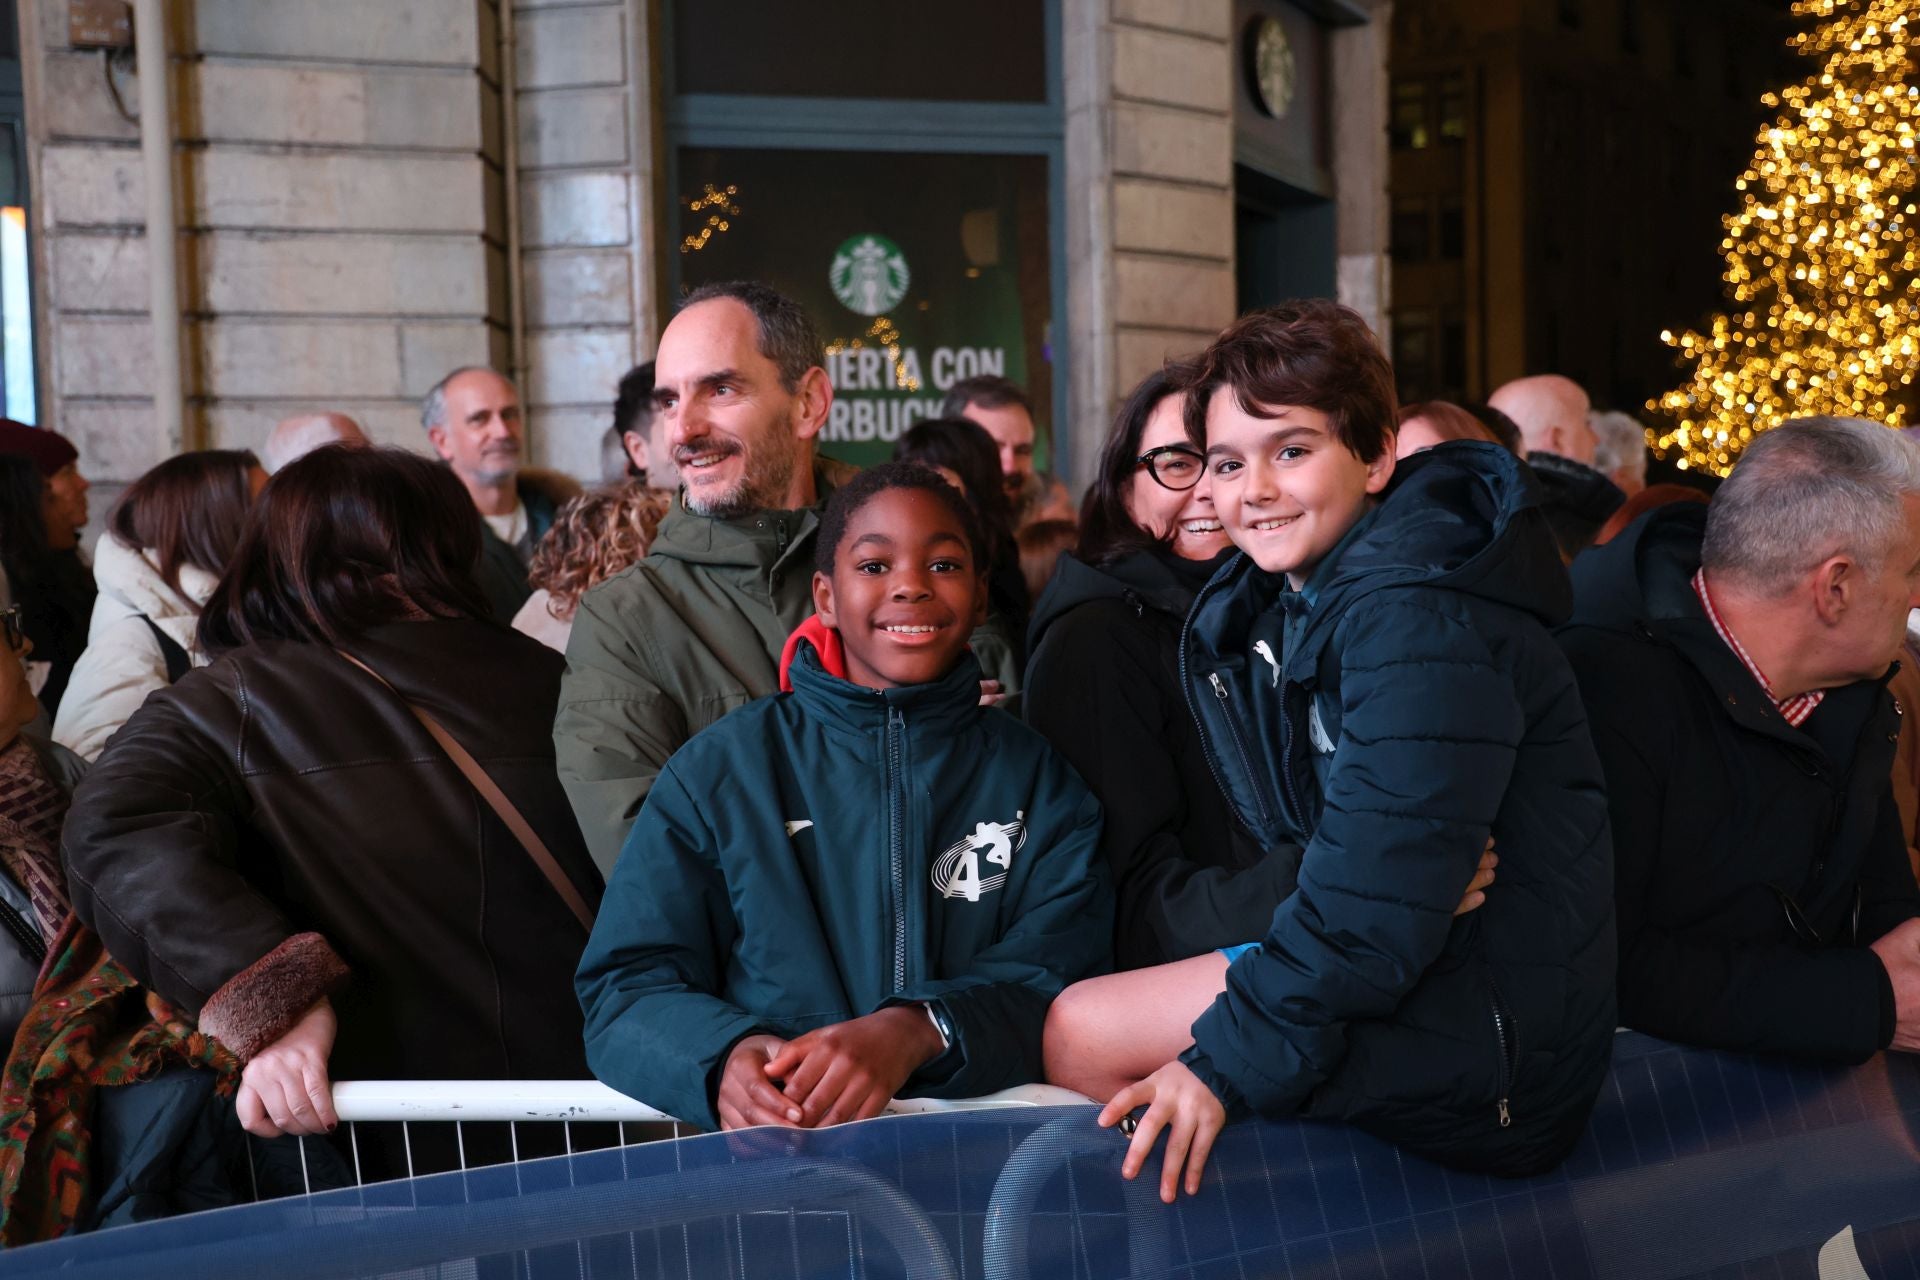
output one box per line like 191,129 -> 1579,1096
556,281 -> 848,874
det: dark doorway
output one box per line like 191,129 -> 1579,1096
1235,164 -> 1335,312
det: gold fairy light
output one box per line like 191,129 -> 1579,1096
679,184 -> 740,254
1655,0 -> 1920,475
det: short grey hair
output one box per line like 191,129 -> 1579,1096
1589,410 -> 1648,483
420,366 -> 510,431
678,281 -> 823,392
1702,417 -> 1920,595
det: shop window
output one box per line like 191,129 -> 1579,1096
1438,196 -> 1465,260
1559,0 -> 1582,29
1438,74 -> 1467,143
1391,80 -> 1430,150
1390,197 -> 1431,263
675,147 -> 1052,468
1440,312 -> 1467,394
1620,0 -> 1643,55
672,1 -> 1046,103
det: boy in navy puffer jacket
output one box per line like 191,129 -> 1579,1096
577,464 -> 1112,1132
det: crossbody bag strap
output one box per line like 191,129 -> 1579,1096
334,649 -> 595,932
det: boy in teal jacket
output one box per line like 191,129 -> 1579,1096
576,464 -> 1112,1131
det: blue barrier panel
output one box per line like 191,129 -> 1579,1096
7,1031 -> 1920,1278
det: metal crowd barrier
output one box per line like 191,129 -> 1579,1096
12,1034 -> 1920,1278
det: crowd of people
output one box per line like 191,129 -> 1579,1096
1,277 -> 1918,1235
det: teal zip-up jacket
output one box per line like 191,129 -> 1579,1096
575,642 -> 1113,1130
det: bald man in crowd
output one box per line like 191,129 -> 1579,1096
261,412 -> 368,474
1489,374 -> 1625,557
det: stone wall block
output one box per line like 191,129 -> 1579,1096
194,0 -> 481,65
43,145 -> 143,227
526,328 -> 633,406
1115,326 -> 1212,389
1111,103 -> 1234,187
202,401 -> 429,452
518,87 -> 629,169
521,172 -> 630,247
1111,27 -> 1231,113
516,7 -> 625,89
56,316 -> 155,396
53,233 -> 149,312
193,152 -> 488,233
43,53 -> 141,141
1112,179 -> 1234,258
64,402 -> 168,480
1113,0 -> 1232,39
523,249 -> 632,326
188,65 -> 368,147
526,406 -> 610,480
1113,255 -> 1235,331
198,235 -> 487,316
198,320 -> 405,399
399,322 -> 495,396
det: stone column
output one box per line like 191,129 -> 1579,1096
1061,0 -> 1237,490
1331,0 -> 1393,339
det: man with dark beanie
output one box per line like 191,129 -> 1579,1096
0,421 -> 95,718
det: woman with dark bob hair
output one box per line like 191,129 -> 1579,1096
1023,363 -> 1293,969
53,449 -> 265,760
62,445 -> 602,1147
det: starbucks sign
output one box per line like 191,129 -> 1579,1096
830,234 -> 911,316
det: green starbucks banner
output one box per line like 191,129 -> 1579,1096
677,148 -> 1053,469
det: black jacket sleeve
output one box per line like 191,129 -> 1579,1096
1580,648 -> 1894,1061
1025,603 -> 1299,967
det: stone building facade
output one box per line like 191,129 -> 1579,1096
22,0 -> 1388,492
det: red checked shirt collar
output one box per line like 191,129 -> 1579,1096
1691,568 -> 1826,728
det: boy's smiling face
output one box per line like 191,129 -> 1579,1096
813,487 -> 988,690
1205,396 -> 1395,588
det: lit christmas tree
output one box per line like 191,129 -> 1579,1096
1654,0 -> 1920,476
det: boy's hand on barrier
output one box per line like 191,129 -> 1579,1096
718,1034 -> 804,1129
1098,1059 -> 1227,1204
1871,917 -> 1920,1053
235,998 -> 339,1139
1455,841 -> 1498,916
978,679 -> 1006,707
764,1006 -> 945,1128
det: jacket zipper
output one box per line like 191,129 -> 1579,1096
0,899 -> 44,965
1488,972 -> 1517,1128
886,705 -> 908,992
1208,672 -> 1279,834
1276,685 -> 1310,835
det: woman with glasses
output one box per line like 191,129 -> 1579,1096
1023,365 -> 1298,970
0,605 -> 86,1044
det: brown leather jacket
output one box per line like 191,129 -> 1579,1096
62,619 -> 602,1081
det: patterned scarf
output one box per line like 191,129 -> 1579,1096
0,918 -> 237,1245
0,738 -> 72,938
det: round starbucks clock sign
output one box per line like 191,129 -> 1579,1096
1248,16 -> 1296,120
830,234 -> 911,316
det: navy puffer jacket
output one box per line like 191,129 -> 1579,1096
1178,441 -> 1616,1176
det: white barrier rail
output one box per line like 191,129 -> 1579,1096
327,1079 -> 1094,1125
253,1080 -> 1097,1197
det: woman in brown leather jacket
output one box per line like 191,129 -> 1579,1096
61,446 -> 602,1143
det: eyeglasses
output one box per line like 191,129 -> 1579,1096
0,606 -> 22,654
1137,444 -> 1205,492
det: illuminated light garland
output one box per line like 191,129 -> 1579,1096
679,184 -> 741,254
1654,0 -> 1919,475
824,317 -> 922,391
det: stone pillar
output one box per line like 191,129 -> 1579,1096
1331,0 -> 1393,339
1062,0 -> 1237,490
511,0 -> 653,479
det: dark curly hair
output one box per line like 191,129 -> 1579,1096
815,462 -> 987,577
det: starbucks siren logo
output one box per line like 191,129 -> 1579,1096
830,234 -> 910,316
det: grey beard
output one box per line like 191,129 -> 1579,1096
684,445 -> 798,519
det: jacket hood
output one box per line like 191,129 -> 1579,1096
1565,500 -> 1707,636
1193,442 -> 1568,675
778,615 -> 848,690
650,456 -> 858,572
1026,546 -> 1231,655
1527,452 -> 1628,526
91,534 -> 215,647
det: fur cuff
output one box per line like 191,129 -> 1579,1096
198,932 -> 350,1062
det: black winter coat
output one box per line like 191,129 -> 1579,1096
1024,548 -> 1294,968
1179,442 -> 1616,1176
1527,452 -> 1625,559
63,619 -> 603,1081
1559,503 -> 1920,1060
